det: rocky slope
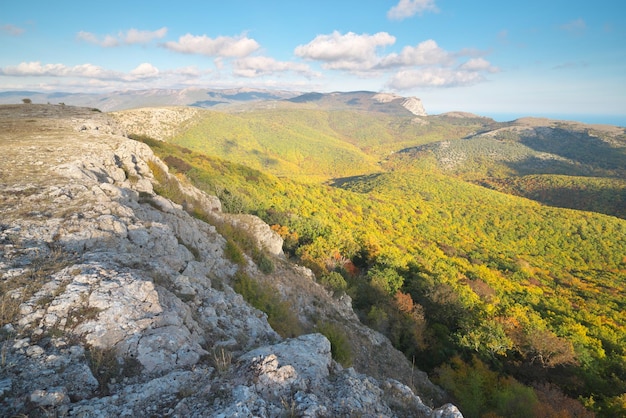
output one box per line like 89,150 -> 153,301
0,104 -> 461,417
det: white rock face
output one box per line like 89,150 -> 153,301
0,105 -> 460,418
402,97 -> 427,116
372,92 -> 427,116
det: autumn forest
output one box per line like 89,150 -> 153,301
126,97 -> 626,417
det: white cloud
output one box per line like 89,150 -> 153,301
129,63 -> 160,79
0,61 -> 116,79
377,40 -> 453,68
1,24 -> 25,36
458,58 -> 499,73
125,27 -> 168,44
294,31 -> 396,71
0,60 -> 216,93
293,31 -> 499,91
387,67 -> 485,89
77,27 -> 168,47
387,0 -> 438,20
0,61 -> 169,82
233,56 -> 318,78
163,33 -> 259,57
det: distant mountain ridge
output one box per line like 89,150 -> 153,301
0,88 -> 298,112
0,88 -> 426,116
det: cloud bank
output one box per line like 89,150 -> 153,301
295,32 -> 498,89
163,33 -> 259,57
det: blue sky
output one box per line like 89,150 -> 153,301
1,0 -> 624,121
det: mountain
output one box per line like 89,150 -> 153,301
111,104 -> 626,417
0,88 -> 300,112
286,91 -> 427,116
0,104 -> 461,417
0,88 -> 427,116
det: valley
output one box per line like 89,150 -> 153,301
111,94 -> 626,417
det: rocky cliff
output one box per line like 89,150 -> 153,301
0,104 -> 461,417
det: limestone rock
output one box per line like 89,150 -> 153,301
223,213 -> 284,257
402,97 -> 427,116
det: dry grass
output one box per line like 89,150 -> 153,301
212,347 -> 232,374
0,246 -> 77,330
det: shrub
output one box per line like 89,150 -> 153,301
232,270 -> 302,338
224,239 -> 246,265
164,155 -> 192,173
22,98 -> 31,104
317,322 -> 352,366
319,271 -> 348,293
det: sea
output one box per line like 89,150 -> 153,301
484,113 -> 626,128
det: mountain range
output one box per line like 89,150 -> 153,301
0,88 -> 425,116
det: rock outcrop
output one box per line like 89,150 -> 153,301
0,105 -> 461,417
373,93 -> 427,116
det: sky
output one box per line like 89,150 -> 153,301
1,0 -> 625,122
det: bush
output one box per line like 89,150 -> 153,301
232,270 -> 302,338
224,239 -> 246,265
319,271 -> 348,293
317,322 -> 352,366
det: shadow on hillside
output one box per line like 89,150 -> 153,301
328,173 -> 384,191
510,184 -> 626,220
504,156 -> 600,177
515,128 -> 626,174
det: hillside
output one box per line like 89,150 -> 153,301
114,104 -> 626,417
393,117 -> 626,219
0,104 -> 461,417
111,105 -> 491,182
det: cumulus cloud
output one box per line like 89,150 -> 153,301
295,31 -> 396,71
0,61 -> 116,79
458,58 -> 499,73
129,63 -> 160,78
0,61 -> 169,82
1,24 -> 25,36
293,30 -> 498,90
377,40 -> 453,68
163,33 -> 259,57
387,67 -> 484,89
387,0 -> 438,20
233,56 -> 318,78
77,27 -> 168,47
0,60 -> 212,92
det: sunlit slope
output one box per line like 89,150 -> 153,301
140,137 -> 626,414
168,108 -> 491,180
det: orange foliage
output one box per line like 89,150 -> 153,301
394,291 -> 415,314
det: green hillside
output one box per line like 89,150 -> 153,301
168,108 -> 492,181
127,108 -> 626,417
394,120 -> 626,219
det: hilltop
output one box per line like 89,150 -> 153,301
0,104 -> 460,417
